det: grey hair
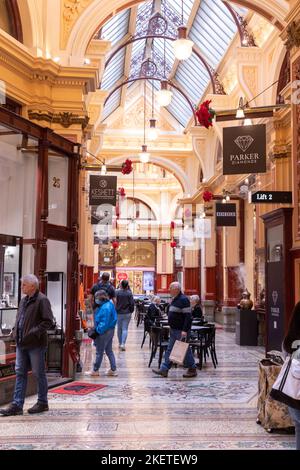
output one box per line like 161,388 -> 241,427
21,274 -> 39,288
170,282 -> 181,291
153,296 -> 161,303
190,295 -> 200,304
94,289 -> 108,300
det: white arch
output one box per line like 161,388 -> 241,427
18,0 -> 44,51
65,0 -> 289,57
106,154 -> 193,195
121,193 -> 160,221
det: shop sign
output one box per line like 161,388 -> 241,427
223,124 -> 266,175
117,272 -> 128,281
251,191 -> 292,204
194,218 -> 212,239
216,203 -> 237,227
89,175 -> 117,206
0,363 -> 15,378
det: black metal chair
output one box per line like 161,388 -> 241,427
148,326 -> 169,368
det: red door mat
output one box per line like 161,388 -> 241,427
49,382 -> 107,395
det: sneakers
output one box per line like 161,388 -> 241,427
119,344 -> 126,351
152,368 -> 168,377
27,401 -> 49,414
183,368 -> 197,378
106,369 -> 118,377
85,370 -> 99,377
0,403 -> 23,416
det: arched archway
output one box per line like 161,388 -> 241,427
106,155 -> 193,195
65,0 -> 288,58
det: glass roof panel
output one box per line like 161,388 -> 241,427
189,0 -> 238,68
175,53 -> 210,103
102,48 -> 126,90
102,88 -> 121,121
100,9 -> 130,45
167,88 -> 192,127
167,0 -> 195,25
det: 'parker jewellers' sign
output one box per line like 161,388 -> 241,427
89,175 -> 117,207
216,203 -> 237,227
223,124 -> 266,175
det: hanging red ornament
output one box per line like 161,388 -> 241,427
119,187 -> 126,197
195,100 -> 216,129
203,190 -> 213,202
121,159 -> 133,175
170,240 -> 177,248
111,240 -> 119,250
170,221 -> 175,230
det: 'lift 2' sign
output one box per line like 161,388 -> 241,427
251,191 -> 292,204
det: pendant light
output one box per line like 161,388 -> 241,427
139,80 -> 150,163
156,33 -> 173,107
173,0 -> 193,61
148,80 -> 159,141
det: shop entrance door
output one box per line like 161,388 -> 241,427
45,272 -> 65,373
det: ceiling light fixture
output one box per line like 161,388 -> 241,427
156,34 -> 172,107
173,0 -> 193,60
139,80 -> 151,164
148,80 -> 159,141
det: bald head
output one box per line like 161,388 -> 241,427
170,282 -> 181,298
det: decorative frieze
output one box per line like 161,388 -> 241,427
28,110 -> 89,129
61,0 -> 94,48
285,21 -> 300,50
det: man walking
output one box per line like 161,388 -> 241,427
152,282 -> 197,378
0,274 -> 55,416
90,272 -> 116,307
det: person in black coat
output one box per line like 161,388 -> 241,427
145,296 -> 161,327
190,295 -> 203,321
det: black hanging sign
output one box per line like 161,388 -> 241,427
223,124 -> 266,175
216,203 -> 237,227
251,191 -> 292,204
89,175 -> 117,207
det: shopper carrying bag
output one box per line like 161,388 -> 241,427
169,338 -> 189,365
271,301 -> 300,449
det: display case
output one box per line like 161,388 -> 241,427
45,272 -> 65,372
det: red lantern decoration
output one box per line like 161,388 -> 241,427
111,240 -> 119,250
203,190 -> 213,203
195,100 -> 216,129
170,240 -> 177,248
121,159 -> 133,175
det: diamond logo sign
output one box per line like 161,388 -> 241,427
223,124 -> 266,175
272,290 -> 278,305
234,135 -> 254,152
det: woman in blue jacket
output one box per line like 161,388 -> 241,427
89,289 -> 118,377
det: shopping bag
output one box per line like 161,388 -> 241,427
270,357 -> 300,410
169,339 -> 189,365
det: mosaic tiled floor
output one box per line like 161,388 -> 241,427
0,322 -> 295,450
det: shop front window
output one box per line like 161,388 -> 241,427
0,234 -> 22,378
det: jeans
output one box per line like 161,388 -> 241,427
289,407 -> 300,450
117,313 -> 131,346
13,346 -> 48,408
93,328 -> 116,372
161,329 -> 196,371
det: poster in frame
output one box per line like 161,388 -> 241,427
3,272 -> 15,296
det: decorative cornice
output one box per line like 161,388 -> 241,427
28,110 -> 89,129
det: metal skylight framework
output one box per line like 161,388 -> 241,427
99,0 -> 248,126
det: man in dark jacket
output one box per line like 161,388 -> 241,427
0,274 -> 55,416
152,282 -> 197,378
115,280 -> 135,351
90,272 -> 116,308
